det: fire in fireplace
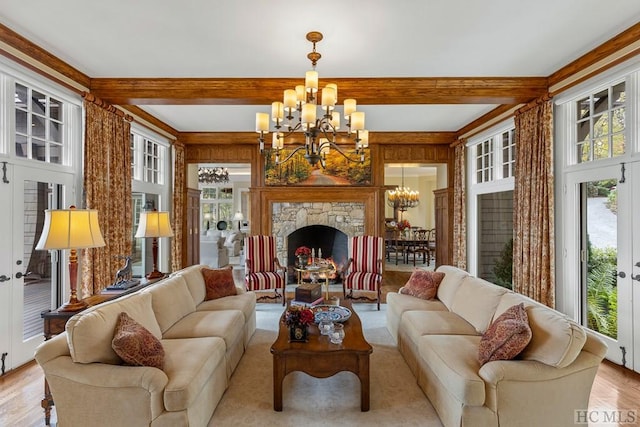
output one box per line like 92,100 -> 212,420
287,225 -> 348,284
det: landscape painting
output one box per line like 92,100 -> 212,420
265,147 -> 371,186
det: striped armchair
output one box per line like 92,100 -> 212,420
244,235 -> 286,305
341,235 -> 384,310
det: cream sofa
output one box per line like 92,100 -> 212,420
386,265 -> 608,427
35,264 -> 256,427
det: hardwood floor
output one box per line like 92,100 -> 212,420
2,352 -> 639,426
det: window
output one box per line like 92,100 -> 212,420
201,186 -> 233,231
574,81 -> 625,163
501,129 -> 516,178
14,82 -> 65,164
475,139 -> 493,183
131,131 -> 167,185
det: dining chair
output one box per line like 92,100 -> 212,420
244,235 -> 286,305
341,235 -> 384,310
406,229 -> 430,266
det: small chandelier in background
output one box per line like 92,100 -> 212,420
387,166 -> 420,212
198,167 -> 229,184
255,31 -> 369,168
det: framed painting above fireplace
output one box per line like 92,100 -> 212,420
264,148 -> 371,186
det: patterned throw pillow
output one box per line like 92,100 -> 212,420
478,302 -> 532,365
112,312 -> 164,369
202,266 -> 237,301
400,270 -> 446,300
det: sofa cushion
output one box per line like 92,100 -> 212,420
196,291 -> 256,323
174,264 -> 207,306
66,292 -> 162,364
400,269 -> 445,300
435,265 -> 470,309
202,266 -> 237,300
112,312 -> 165,369
520,305 -> 587,368
478,303 -> 531,365
161,337 -> 226,412
418,335 -> 485,406
401,311 -> 478,340
161,310 -> 244,349
143,275 -> 196,333
450,276 -> 508,334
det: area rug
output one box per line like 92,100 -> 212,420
208,303 -> 442,426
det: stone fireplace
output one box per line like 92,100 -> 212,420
271,201 -> 365,282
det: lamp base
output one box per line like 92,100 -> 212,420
58,299 -> 88,312
146,270 -> 166,280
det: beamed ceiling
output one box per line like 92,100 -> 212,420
1,1 -> 639,145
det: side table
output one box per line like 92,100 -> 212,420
39,277 -> 160,425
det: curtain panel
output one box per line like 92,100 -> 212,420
513,99 -> 555,308
81,97 -> 132,296
452,141 -> 467,270
172,142 -> 185,272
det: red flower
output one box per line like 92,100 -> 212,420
295,246 -> 312,257
397,219 -> 411,231
285,306 -> 314,326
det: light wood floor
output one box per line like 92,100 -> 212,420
1,353 -> 639,426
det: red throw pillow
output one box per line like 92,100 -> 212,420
478,303 -> 532,365
400,270 -> 445,300
112,312 -> 164,369
202,266 -> 237,301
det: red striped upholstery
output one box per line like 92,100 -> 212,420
343,236 -> 384,292
244,235 -> 284,292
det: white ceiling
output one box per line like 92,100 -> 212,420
2,0 -> 639,133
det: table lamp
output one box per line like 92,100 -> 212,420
135,210 -> 174,279
36,206 -> 105,312
232,211 -> 244,231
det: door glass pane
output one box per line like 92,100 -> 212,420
583,179 -> 618,339
23,180 -> 61,340
477,191 -> 514,289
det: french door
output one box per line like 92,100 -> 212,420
0,163 -> 73,371
566,161 -> 639,371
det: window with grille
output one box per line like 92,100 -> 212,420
475,139 -> 494,183
501,129 -> 516,178
574,81 -> 625,163
14,83 -> 65,164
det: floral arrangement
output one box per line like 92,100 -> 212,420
285,305 -> 315,326
397,219 -> 411,231
295,246 -> 312,257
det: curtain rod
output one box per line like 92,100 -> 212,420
82,92 -> 133,122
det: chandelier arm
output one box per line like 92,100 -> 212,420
325,142 -> 365,164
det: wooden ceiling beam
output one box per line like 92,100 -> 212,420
178,131 -> 456,145
90,77 -> 548,106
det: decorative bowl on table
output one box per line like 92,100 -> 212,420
312,305 -> 352,323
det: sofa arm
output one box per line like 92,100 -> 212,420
40,355 -> 169,425
35,333 -> 70,366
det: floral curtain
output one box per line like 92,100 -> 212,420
452,141 -> 467,270
81,95 -> 132,296
513,99 -> 555,308
171,141 -> 185,272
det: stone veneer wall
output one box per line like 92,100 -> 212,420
271,202 -> 365,266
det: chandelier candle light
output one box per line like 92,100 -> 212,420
255,31 -> 369,168
387,165 -> 420,212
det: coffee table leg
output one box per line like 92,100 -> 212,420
273,355 -> 284,411
359,354 -> 370,411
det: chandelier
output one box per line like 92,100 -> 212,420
255,31 -> 369,168
198,167 -> 229,184
387,166 -> 420,212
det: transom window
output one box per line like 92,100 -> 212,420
574,81 -> 625,163
471,125 -> 516,185
14,82 -> 64,164
501,129 -> 516,178
475,139 -> 494,183
131,132 -> 167,184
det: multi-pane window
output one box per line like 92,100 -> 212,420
475,139 -> 494,183
131,132 -> 166,185
14,83 -> 64,164
501,129 -> 516,178
201,186 -> 233,231
575,81 -> 625,163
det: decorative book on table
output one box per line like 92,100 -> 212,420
294,283 -> 322,303
290,297 -> 324,308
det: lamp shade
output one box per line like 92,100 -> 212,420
135,211 -> 174,238
36,208 -> 105,250
232,211 -> 244,221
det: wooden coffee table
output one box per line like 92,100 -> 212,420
270,300 -> 373,411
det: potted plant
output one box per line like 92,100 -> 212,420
295,245 -> 312,267
285,305 -> 314,342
